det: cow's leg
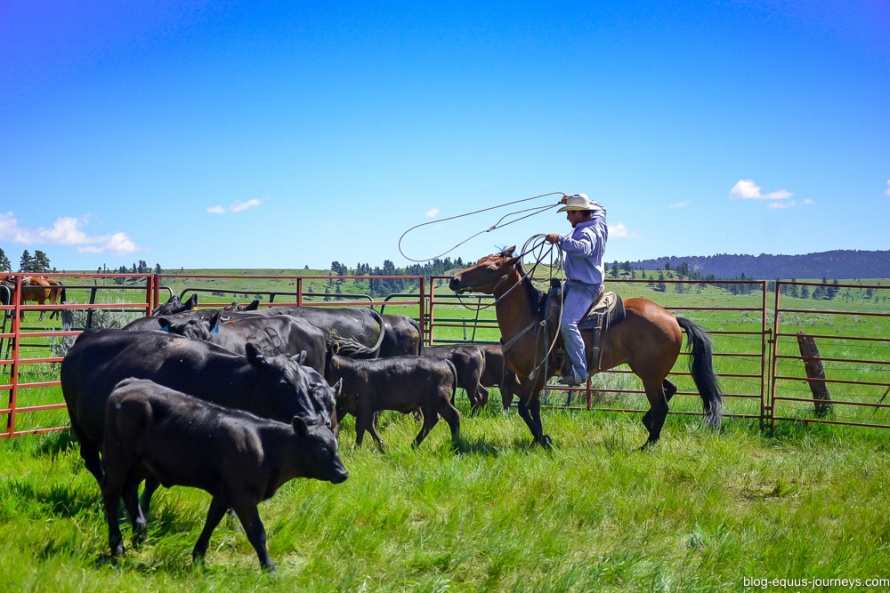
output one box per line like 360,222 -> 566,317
192,495 -> 229,565
101,479 -> 125,557
354,413 -> 372,447
101,467 -> 142,557
122,474 -> 147,545
413,406 -> 440,447
119,467 -> 148,545
439,401 -> 461,443
231,502 -> 275,572
75,436 -> 104,486
366,419 -> 386,450
478,385 -> 490,409
139,477 -> 161,519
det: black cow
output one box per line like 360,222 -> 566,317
224,298 -> 260,311
61,329 -> 332,511
159,310 -> 328,375
102,378 -> 347,572
122,307 -> 219,331
151,294 -> 198,316
379,313 -> 423,357
325,351 -> 460,448
422,344 -> 487,413
259,306 -> 386,359
477,343 -> 521,410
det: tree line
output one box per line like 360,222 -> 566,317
0,247 -> 163,276
612,259 -> 852,300
328,258 -> 466,298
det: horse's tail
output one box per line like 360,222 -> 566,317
677,317 -> 723,429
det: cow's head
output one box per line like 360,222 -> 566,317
244,343 -> 329,427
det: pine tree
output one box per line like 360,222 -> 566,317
0,248 -> 11,272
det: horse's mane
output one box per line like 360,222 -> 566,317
512,257 -> 545,318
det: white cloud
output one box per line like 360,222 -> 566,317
885,179 -> 890,197
608,223 -> 641,239
78,232 -> 138,255
668,200 -> 693,209
0,211 -> 138,254
729,179 -> 762,199
730,179 -> 794,206
39,216 -> 91,245
207,198 -> 263,214
231,198 -> 262,212
764,189 -> 793,200
0,211 -> 31,242
425,208 -> 440,218
767,199 -> 813,209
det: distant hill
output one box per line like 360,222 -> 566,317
625,250 -> 890,280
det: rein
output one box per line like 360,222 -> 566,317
467,237 -> 566,382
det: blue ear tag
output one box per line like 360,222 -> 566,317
159,325 -> 169,333
211,324 -> 220,335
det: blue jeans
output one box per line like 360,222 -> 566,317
559,280 -> 603,380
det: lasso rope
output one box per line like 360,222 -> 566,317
397,192 -> 565,263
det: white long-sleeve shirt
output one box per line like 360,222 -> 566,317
557,210 -> 608,286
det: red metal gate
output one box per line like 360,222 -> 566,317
2,272 -> 888,437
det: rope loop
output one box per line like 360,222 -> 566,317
398,192 -> 565,263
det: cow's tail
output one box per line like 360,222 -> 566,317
331,309 -> 387,358
367,309 -> 386,357
411,317 -> 423,355
677,317 -> 724,429
446,359 -> 459,402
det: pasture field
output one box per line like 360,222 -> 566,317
1,405 -> 889,592
2,272 -> 888,590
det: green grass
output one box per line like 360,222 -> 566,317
1,408 -> 889,591
3,272 -> 888,588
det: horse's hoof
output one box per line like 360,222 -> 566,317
537,435 -> 553,449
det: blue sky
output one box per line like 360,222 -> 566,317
1,0 -> 888,272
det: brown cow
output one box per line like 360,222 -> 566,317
102,378 -> 348,572
325,350 -> 460,448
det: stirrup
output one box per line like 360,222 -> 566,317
557,373 -> 586,386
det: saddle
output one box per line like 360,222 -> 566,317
544,279 -> 626,375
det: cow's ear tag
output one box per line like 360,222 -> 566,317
159,325 -> 169,332
211,324 -> 220,335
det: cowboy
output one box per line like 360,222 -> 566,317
545,193 -> 609,385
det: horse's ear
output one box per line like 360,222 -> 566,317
505,246 -> 516,256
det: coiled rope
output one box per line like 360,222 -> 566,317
397,192 -> 566,263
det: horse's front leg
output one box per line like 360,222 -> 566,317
516,382 -> 551,448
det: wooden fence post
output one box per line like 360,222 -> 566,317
796,332 -> 833,417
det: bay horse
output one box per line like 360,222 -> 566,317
5,276 -> 67,321
448,247 -> 722,448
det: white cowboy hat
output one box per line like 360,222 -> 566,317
557,193 -> 602,212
